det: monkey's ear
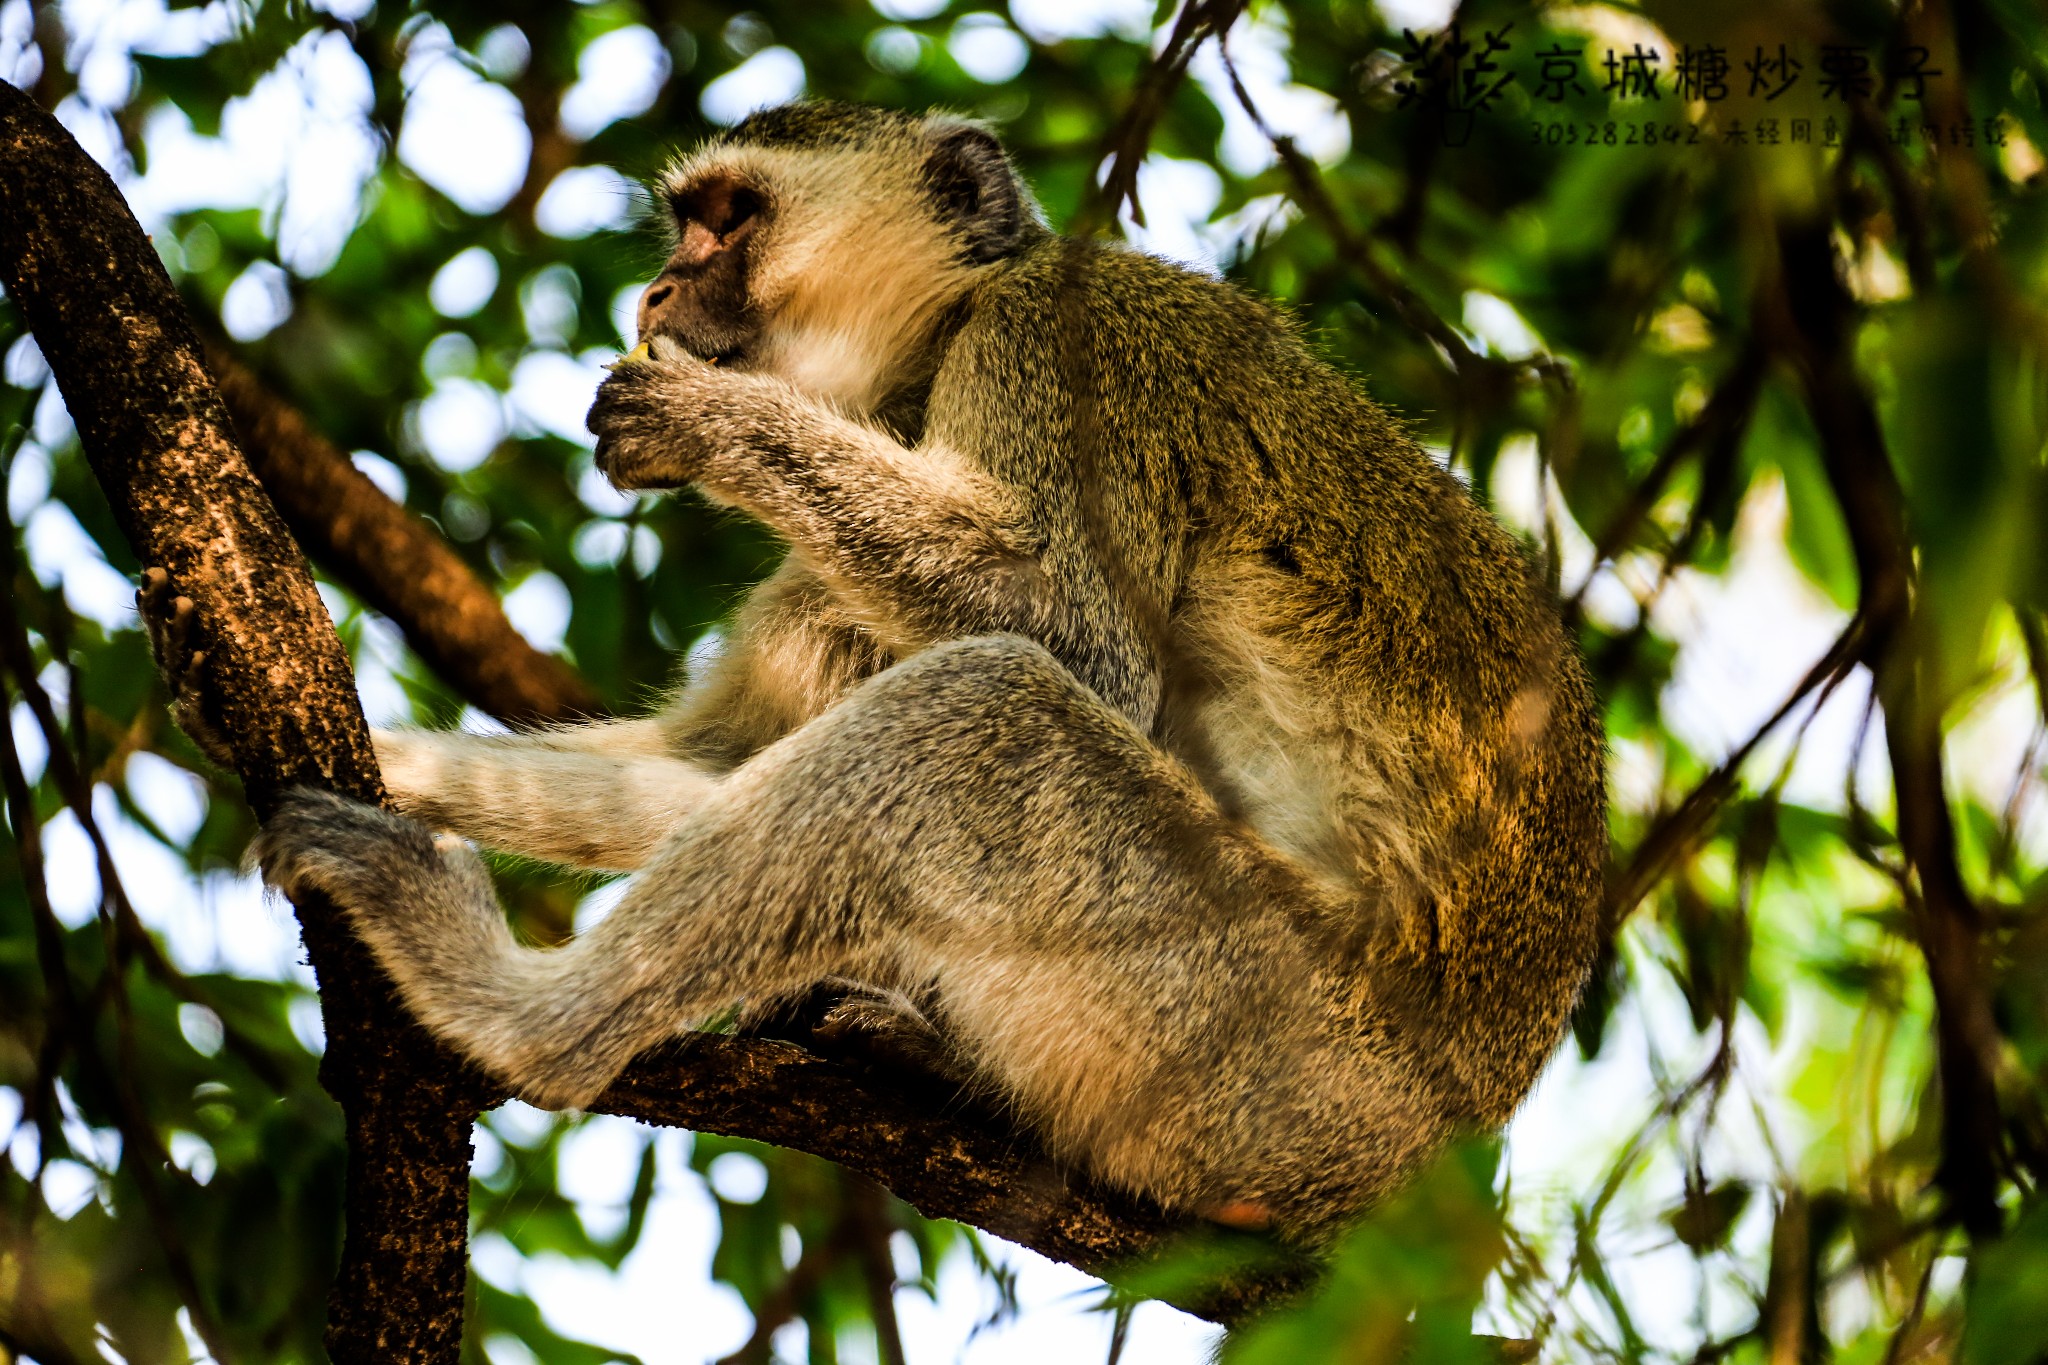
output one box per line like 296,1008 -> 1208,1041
922,124 -> 1028,264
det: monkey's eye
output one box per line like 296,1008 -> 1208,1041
670,177 -> 763,240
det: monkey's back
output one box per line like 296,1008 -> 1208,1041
946,240 -> 1607,1131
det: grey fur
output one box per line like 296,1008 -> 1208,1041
252,102 -> 1606,1247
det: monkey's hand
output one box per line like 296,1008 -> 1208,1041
138,567 -> 236,771
586,340 -> 731,491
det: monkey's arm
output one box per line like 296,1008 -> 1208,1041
587,363 -> 1162,727
373,560 -> 880,870
374,721 -> 717,871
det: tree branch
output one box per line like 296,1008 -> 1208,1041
1602,612 -> 1869,934
1071,0 -> 1249,237
205,344 -> 604,727
1566,345 -> 1767,625
1218,52 -> 1571,404
1762,215 -> 2019,1237
0,77 -> 490,1363
599,1037 -> 1308,1324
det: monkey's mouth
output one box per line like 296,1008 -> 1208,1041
641,331 -> 748,369
665,327 -> 752,368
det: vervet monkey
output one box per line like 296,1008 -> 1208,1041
250,102 -> 1605,1245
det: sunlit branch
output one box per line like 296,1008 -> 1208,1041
0,77 -> 489,1364
207,344 -> 604,728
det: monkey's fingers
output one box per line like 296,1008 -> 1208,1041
138,563 -> 171,612
137,566 -> 197,674
138,566 -> 184,653
586,368 -> 708,490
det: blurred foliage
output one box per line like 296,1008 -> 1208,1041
3,0 -> 2048,1360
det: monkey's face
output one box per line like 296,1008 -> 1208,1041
636,167 -> 765,365
639,107 -> 1037,412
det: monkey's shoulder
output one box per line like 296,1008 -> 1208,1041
958,236 -> 1300,375
933,240 -> 1406,494
933,236 -> 1570,674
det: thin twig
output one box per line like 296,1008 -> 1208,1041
1072,0 -> 1250,237
1567,346 -> 1767,623
1528,1028 -> 1735,1355
845,1178 -> 908,1365
1877,1233 -> 1941,1365
714,1211 -> 851,1365
1219,43 -> 1570,404
0,560 -> 289,1089
1604,613 -> 1870,932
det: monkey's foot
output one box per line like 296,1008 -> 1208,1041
253,790 -> 620,1111
254,789 -> 521,1067
137,567 -> 235,770
814,988 -> 967,1083
254,787 -> 437,904
737,980 -> 968,1084
252,787 -> 498,998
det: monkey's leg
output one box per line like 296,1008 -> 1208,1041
260,637 -> 1437,1225
373,725 -> 716,870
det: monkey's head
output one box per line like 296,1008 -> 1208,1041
640,102 -> 1042,409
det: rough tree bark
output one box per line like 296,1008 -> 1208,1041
0,79 -> 1307,1356
0,77 -> 491,1363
